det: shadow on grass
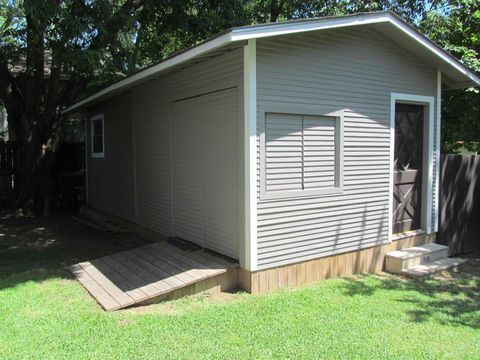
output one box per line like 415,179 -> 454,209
340,262 -> 480,329
0,214 -> 152,291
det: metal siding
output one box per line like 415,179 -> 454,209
173,88 -> 240,258
131,49 -> 243,245
265,113 -> 303,193
263,113 -> 337,194
256,27 -> 437,269
87,93 -> 135,221
172,100 -> 205,246
202,89 -> 240,258
303,116 -> 336,189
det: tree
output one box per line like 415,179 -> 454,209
116,0 -> 253,72
0,0 -> 142,214
420,0 -> 480,153
0,0 -> 478,217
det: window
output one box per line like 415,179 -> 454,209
260,111 -> 343,200
91,114 -> 104,158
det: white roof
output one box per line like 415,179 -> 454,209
64,11 -> 480,114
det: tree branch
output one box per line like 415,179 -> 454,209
43,56 -> 62,122
0,60 -> 28,140
89,0 -> 144,51
24,0 -> 47,123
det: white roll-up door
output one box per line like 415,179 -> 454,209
172,87 -> 239,259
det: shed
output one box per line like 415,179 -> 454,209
65,12 -> 480,294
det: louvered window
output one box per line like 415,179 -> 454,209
260,112 -> 343,200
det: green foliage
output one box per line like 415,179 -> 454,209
0,0 -> 142,85
123,1 -> 252,69
41,0 -> 438,85
420,0 -> 480,153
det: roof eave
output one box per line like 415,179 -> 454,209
229,12 -> 391,41
62,31 -> 235,114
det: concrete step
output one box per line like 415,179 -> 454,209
385,243 -> 448,273
401,257 -> 467,279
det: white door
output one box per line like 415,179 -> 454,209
172,88 -> 239,259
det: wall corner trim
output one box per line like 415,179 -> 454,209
243,39 -> 258,271
434,71 -> 442,233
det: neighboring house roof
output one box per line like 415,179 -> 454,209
63,11 -> 480,114
8,50 -> 53,77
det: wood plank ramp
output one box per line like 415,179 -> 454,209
70,242 -> 238,311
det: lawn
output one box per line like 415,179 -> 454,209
0,215 -> 479,359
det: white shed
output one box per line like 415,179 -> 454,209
65,12 -> 480,294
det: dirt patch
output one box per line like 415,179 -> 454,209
117,318 -> 135,326
127,302 -> 181,315
203,291 -> 238,303
124,290 -> 243,316
431,256 -> 480,281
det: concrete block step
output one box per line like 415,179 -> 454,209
401,257 -> 467,279
385,243 -> 448,273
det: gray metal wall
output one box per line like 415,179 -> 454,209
87,93 -> 135,221
256,27 -> 437,269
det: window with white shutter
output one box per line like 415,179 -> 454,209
260,111 -> 343,200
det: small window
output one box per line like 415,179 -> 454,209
91,114 -> 104,158
260,111 -> 343,200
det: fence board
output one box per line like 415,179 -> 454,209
0,140 -> 19,201
438,154 -> 480,256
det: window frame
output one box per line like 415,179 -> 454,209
91,114 -> 105,158
259,104 -> 344,201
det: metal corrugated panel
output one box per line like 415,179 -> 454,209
131,49 -> 243,245
87,93 -> 135,221
256,27 -> 437,269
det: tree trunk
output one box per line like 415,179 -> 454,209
15,148 -> 38,209
13,114 -> 62,216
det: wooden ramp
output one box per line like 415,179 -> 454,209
70,242 -> 238,311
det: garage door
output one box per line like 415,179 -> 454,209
172,87 -> 239,259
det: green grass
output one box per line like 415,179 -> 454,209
1,215 -> 479,359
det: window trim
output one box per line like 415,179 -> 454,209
388,93 -> 435,240
259,104 -> 344,201
91,114 -> 105,158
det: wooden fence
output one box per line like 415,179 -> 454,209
438,154 -> 480,256
0,140 -> 20,202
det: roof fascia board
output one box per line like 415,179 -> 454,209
62,32 -> 234,114
230,13 -> 390,41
